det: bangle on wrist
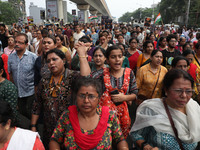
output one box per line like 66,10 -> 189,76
141,141 -> 149,150
79,55 -> 87,58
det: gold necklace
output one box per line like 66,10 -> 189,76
49,75 -> 63,97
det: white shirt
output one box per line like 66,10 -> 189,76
73,32 -> 85,44
26,32 -> 32,44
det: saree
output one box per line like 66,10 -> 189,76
130,98 -> 200,143
128,51 -> 140,71
100,67 -> 131,138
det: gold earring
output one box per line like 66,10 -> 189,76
5,127 -> 9,130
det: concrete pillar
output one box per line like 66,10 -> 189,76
77,4 -> 90,23
57,0 -> 64,20
97,13 -> 102,23
63,0 -> 67,23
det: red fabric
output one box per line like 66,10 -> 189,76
69,105 -> 110,150
87,55 -> 92,62
175,45 -> 183,53
128,51 -> 140,70
63,29 -> 72,40
188,63 -> 198,81
1,54 -> 9,80
153,41 -> 157,49
100,67 -> 131,138
193,41 -> 198,50
0,127 -> 45,150
33,137 -> 45,150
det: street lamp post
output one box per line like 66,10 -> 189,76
185,0 -> 191,27
136,3 -> 143,19
152,0 -> 155,21
0,10 -> 1,23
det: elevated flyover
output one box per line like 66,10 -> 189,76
46,0 -> 111,23
70,0 -> 112,22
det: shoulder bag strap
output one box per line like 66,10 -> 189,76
9,48 -> 15,55
150,66 -> 161,98
162,99 -> 185,150
194,56 -> 200,66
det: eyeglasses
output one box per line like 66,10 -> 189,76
170,89 -> 194,96
77,94 -> 98,101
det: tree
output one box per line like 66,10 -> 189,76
159,0 -> 200,27
67,12 -> 73,23
119,0 -> 200,27
118,7 -> 159,23
0,1 -> 22,25
118,12 -> 133,22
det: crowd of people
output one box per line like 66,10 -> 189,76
0,21 -> 200,150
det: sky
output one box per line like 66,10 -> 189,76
2,0 -> 161,19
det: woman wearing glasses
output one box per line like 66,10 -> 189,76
172,55 -> 200,103
130,69 -> 200,150
49,78 -> 128,150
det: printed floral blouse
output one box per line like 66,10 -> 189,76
32,69 -> 79,146
51,106 -> 125,149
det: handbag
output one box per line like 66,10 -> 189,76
136,67 -> 161,104
162,99 -> 185,150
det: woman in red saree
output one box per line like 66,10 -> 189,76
125,38 -> 142,72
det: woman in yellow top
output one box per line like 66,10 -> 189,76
55,34 -> 71,66
137,40 -> 154,69
136,50 -> 168,104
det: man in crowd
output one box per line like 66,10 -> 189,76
121,27 -> 130,45
162,34 -> 181,70
8,33 -> 37,129
25,26 -> 32,44
73,24 -> 85,44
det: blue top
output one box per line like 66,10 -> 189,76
8,50 -> 37,98
130,124 -> 197,150
91,33 -> 99,45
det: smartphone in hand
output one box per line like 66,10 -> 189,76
110,90 -> 122,106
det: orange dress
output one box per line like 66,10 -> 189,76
100,67 -> 131,138
137,53 -> 148,68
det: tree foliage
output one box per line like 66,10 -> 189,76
0,1 -> 22,25
159,0 -> 200,26
118,0 -> 200,27
67,12 -> 73,23
118,7 -> 159,23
